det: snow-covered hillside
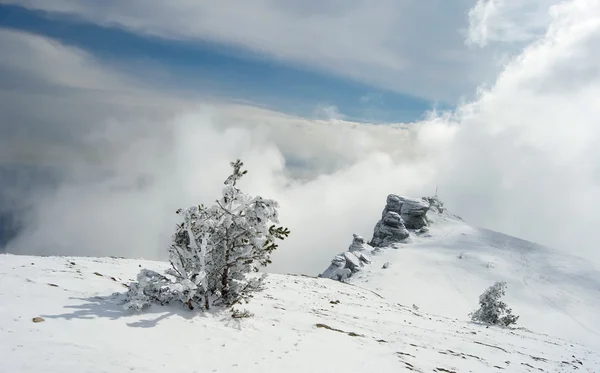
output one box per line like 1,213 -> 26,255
321,196 -> 600,349
1,254 -> 598,373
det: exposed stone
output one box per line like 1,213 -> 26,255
320,194 -> 455,282
381,194 -> 403,218
400,199 -> 430,229
343,252 -> 362,272
320,254 -> 352,281
348,234 -> 370,252
370,211 -> 410,247
381,194 -> 431,230
355,251 -> 371,264
320,234 -> 374,281
331,255 -> 346,267
383,211 -> 403,228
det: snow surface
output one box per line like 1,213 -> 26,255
344,211 -> 600,349
1,253 -> 599,372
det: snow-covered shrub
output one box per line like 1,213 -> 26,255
121,159 -> 290,311
122,269 -> 198,311
470,281 -> 519,326
231,308 -> 254,319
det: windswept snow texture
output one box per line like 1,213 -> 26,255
344,209 -> 600,349
0,254 -> 599,373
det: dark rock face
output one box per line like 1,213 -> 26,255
383,211 -> 404,228
370,211 -> 410,247
400,199 -> 430,229
380,194 -> 430,230
381,194 -> 403,217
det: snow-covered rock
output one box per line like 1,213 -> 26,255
355,251 -> 372,265
320,255 -> 352,281
423,195 -> 445,214
370,211 -> 410,247
322,196 -> 434,279
381,194 -> 404,217
324,195 -> 444,280
320,235 -> 374,281
400,198 -> 430,229
343,251 -> 362,272
348,234 -> 369,252
380,194 -> 430,230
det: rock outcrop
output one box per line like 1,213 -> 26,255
400,199 -> 430,229
381,194 -> 430,230
320,235 -> 373,281
369,211 -> 410,248
320,194 -> 451,281
348,234 -> 370,252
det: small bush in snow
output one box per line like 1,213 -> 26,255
470,281 -> 519,327
122,159 -> 290,311
231,308 -> 254,319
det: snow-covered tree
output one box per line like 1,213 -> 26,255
470,281 -> 519,327
122,159 -> 290,311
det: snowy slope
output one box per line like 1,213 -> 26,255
340,208 -> 600,349
1,254 -> 599,373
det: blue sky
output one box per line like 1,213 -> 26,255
0,4 -> 447,123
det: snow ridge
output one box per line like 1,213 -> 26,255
320,194 -> 600,349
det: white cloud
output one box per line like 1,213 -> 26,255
467,0 -> 559,47
1,29 -> 429,275
0,29 -> 194,168
313,104 -> 344,120
1,0 -> 486,102
4,0 -> 600,276
0,29 -> 122,90
431,0 -> 600,263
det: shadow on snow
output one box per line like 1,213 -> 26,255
41,294 -> 239,329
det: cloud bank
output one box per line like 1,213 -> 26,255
1,0 -> 489,102
467,0 -> 559,47
3,0 -> 600,274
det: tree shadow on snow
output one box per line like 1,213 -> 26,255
41,294 -> 221,328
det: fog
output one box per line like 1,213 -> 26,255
3,1 -> 600,274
